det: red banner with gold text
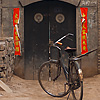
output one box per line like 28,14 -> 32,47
80,8 -> 88,54
13,8 -> 21,56
13,8 -> 20,26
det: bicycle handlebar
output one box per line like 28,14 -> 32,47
49,33 -> 74,50
49,33 -> 74,60
54,33 -> 73,45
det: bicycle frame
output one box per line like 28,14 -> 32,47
48,33 -> 78,84
59,53 -> 80,84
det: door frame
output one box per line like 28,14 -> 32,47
19,0 -> 81,7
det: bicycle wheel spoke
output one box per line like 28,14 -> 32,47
67,91 -> 71,100
66,90 -> 74,100
38,61 -> 69,97
70,61 -> 83,100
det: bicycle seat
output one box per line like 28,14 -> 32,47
64,47 -> 76,53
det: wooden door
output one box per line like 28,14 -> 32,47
24,1 -> 76,79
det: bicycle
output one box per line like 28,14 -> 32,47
38,33 -> 83,100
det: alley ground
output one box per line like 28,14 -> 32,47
0,74 -> 100,100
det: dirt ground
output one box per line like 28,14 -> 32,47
0,74 -> 100,100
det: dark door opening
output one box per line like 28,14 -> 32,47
24,1 -> 76,79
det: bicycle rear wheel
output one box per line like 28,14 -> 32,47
70,61 -> 83,100
38,60 -> 70,97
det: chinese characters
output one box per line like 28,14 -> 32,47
13,8 -> 21,56
80,8 -> 88,54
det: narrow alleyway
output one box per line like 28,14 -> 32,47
0,74 -> 100,100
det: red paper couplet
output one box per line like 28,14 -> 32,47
13,8 -> 21,56
80,8 -> 88,54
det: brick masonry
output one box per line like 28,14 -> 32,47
98,0 -> 100,73
77,0 -> 98,77
0,37 -> 15,82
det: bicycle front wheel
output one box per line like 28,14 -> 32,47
38,60 -> 70,97
70,61 -> 83,100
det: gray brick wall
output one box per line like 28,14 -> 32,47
76,0 -> 98,77
98,0 -> 100,73
1,0 -> 20,37
0,0 -> 24,78
0,9 -> 1,37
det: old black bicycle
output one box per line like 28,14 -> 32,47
38,33 -> 83,100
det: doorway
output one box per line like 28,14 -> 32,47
24,0 -> 76,79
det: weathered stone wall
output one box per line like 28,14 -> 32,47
98,0 -> 100,73
77,0 -> 98,77
0,0 -> 24,78
0,0 -> 99,79
0,0 -> 2,36
0,37 -> 15,82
